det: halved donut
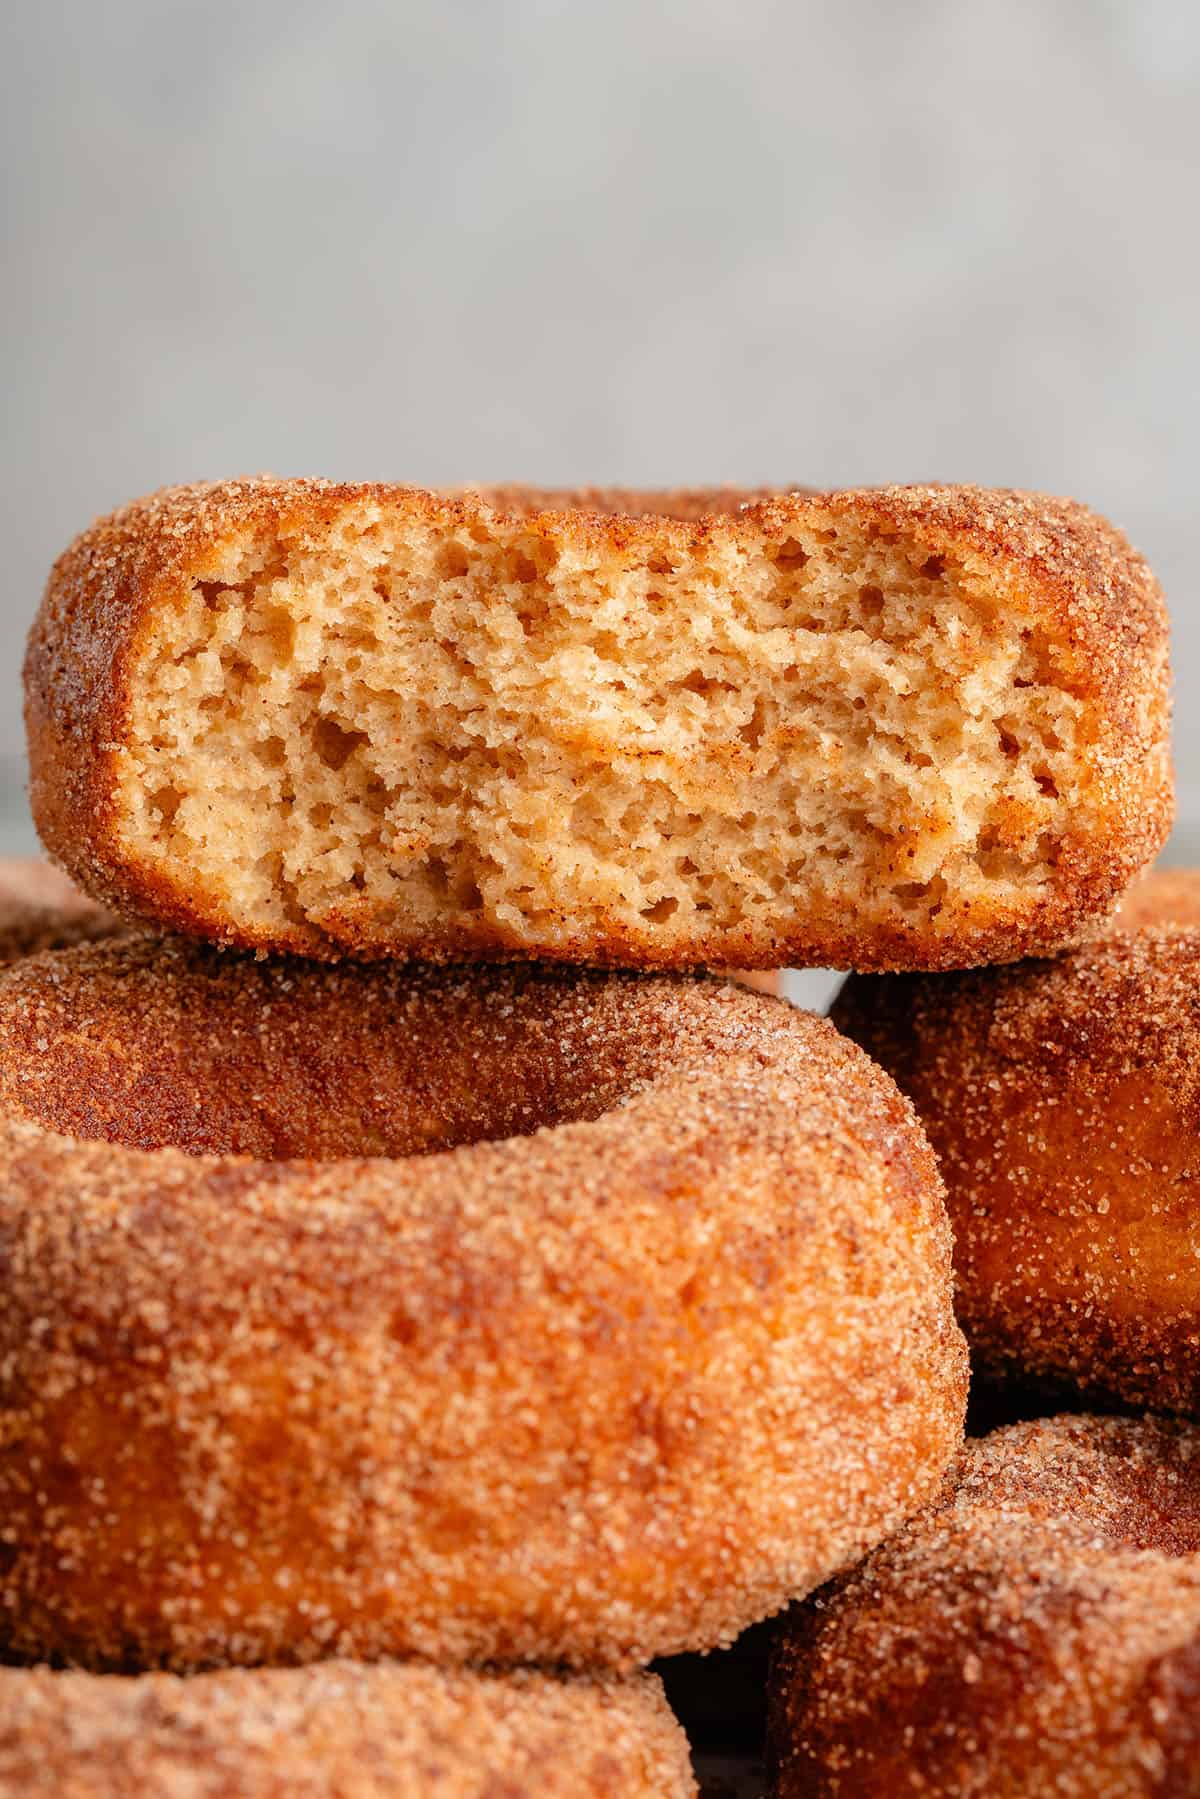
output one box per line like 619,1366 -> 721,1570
0,940 -> 965,1670
26,479 -> 1171,972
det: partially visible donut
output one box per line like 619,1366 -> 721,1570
768,1414 -> 1200,1798
832,917 -> 1200,1415
0,855 -> 122,963
0,939 -> 965,1671
0,1661 -> 694,1798
1111,865 -> 1200,931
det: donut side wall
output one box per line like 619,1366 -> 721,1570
768,1416 -> 1200,1798
24,481 -> 1172,970
0,1663 -> 697,1799
832,932 -> 1200,1416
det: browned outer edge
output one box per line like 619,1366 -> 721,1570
25,480 -> 1173,969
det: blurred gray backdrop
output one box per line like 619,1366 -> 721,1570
4,0 -> 1198,899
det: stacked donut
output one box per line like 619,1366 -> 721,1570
766,878 -> 1200,1797
0,481 -> 1179,1795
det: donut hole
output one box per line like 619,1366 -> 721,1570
0,943 -> 723,1161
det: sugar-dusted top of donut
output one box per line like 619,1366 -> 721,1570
0,935 -> 934,1162
837,926 -> 1200,1132
806,1413 -> 1200,1667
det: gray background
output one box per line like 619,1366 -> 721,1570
4,0 -> 1198,911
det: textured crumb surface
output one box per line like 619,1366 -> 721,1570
833,903 -> 1200,1416
0,849 -> 767,997
0,941 -> 965,1671
769,1414 -> 1200,1797
0,856 -> 122,964
26,479 -> 1172,971
0,1660 -> 695,1798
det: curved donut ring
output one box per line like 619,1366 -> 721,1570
0,938 -> 965,1670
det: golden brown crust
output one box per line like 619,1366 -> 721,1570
457,482 -> 791,521
768,1415 -> 1200,1797
25,479 -> 1172,970
0,1661 -> 695,1798
0,941 -> 965,1671
832,906 -> 1200,1415
0,855 -> 124,965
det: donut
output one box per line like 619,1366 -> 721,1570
0,854 -> 121,964
27,479 -> 1169,972
768,1413 -> 1200,1797
0,939 -> 966,1670
0,1661 -> 693,1797
1111,864 -> 1200,931
832,916 -> 1200,1414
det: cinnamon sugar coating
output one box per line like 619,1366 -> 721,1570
0,942 -> 965,1671
833,889 -> 1200,1415
769,1415 -> 1200,1797
26,479 -> 1171,972
0,1661 -> 694,1797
